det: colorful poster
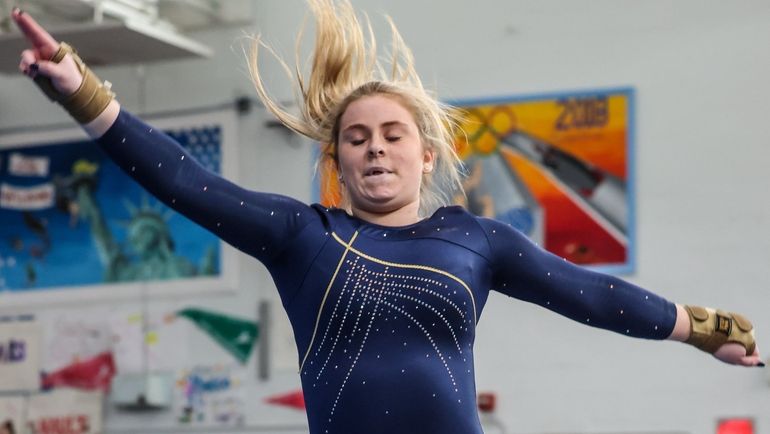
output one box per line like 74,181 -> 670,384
0,110 -> 239,304
174,365 -> 246,427
0,320 -> 41,392
0,396 -> 26,434
27,389 -> 103,434
452,89 -> 634,272
316,88 -> 635,273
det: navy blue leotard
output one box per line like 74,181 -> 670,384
96,109 -> 677,434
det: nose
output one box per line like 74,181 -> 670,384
367,138 -> 385,158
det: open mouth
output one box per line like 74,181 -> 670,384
364,167 -> 392,177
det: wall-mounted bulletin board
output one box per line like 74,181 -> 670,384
0,110 -> 240,307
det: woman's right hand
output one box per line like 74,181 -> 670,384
12,7 -> 83,96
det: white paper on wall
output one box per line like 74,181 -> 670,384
0,396 -> 26,434
43,311 -> 113,372
42,306 -> 189,375
27,389 -> 103,434
0,320 -> 41,392
110,309 -> 190,373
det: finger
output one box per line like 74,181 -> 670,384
22,60 -> 59,80
739,352 -> 759,364
34,60 -> 60,79
11,8 -> 59,58
739,355 -> 761,367
19,49 -> 37,74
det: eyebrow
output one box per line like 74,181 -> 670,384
341,121 -> 409,133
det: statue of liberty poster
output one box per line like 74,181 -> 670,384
0,110 -> 238,303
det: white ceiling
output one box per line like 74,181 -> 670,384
0,0 -> 255,73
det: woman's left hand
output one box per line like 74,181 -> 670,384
714,342 -> 763,367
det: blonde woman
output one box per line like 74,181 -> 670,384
12,1 -> 761,433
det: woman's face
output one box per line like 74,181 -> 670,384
336,94 -> 434,216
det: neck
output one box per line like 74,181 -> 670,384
351,200 -> 421,227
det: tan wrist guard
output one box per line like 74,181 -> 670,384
33,42 -> 115,124
684,305 -> 756,355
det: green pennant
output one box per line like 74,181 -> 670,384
176,308 -> 259,364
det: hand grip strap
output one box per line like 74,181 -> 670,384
684,305 -> 756,355
33,42 -> 115,124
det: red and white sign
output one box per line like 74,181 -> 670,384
27,389 -> 103,434
0,182 -> 54,210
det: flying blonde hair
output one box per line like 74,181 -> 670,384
247,0 -> 464,216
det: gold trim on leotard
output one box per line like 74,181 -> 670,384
298,230 -> 478,372
299,231 -> 359,372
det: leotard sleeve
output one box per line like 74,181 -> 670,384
94,108 -> 317,265
477,217 -> 677,339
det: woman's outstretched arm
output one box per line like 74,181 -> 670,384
11,7 -> 320,267
478,217 -> 763,367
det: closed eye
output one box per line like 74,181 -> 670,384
386,136 -> 401,142
350,139 -> 366,146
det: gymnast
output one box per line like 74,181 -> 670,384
11,1 -> 762,433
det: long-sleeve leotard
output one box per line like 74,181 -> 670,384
96,108 -> 677,434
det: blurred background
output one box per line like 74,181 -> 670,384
0,0 -> 768,433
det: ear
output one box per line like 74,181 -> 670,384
422,148 -> 435,174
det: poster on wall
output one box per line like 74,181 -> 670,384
452,88 -> 635,273
0,396 -> 26,434
174,365 -> 246,427
316,88 -> 635,273
27,389 -> 103,434
0,110 -> 239,306
0,320 -> 41,392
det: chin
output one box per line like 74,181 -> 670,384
361,199 -> 398,211
357,190 -> 398,205
359,196 -> 413,212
